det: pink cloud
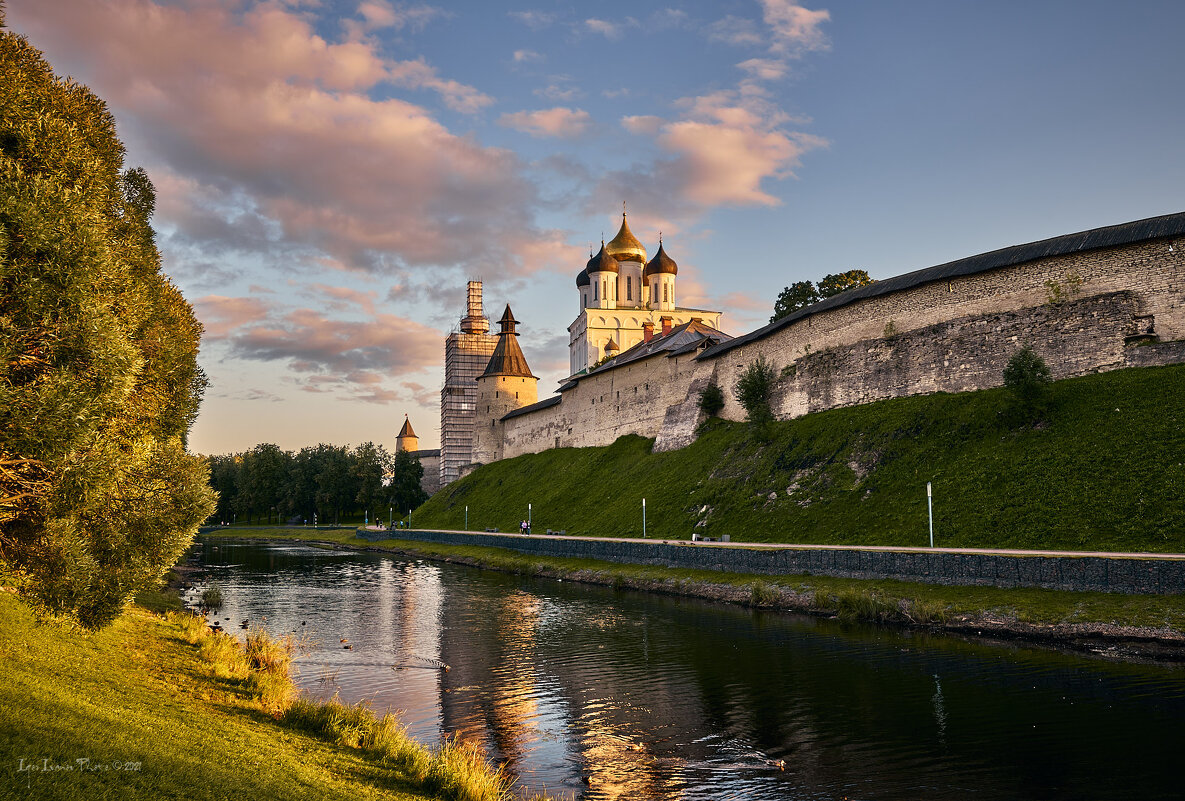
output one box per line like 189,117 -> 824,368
614,91 -> 828,209
195,295 -> 272,338
9,0 -> 554,281
499,107 -> 591,138
306,284 -> 379,315
229,308 -> 441,376
737,58 -> 788,81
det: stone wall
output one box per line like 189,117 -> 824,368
491,232 -> 1184,459
357,528 -> 1185,595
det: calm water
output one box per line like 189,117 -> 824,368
191,539 -> 1185,800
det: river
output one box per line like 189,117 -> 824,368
191,538 -> 1185,800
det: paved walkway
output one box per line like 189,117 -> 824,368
389,527 -> 1185,561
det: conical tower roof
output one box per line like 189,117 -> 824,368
480,305 -> 536,378
397,416 -> 417,438
606,212 -> 647,264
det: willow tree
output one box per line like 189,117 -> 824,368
0,10 -> 215,627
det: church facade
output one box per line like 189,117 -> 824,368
569,212 -> 723,375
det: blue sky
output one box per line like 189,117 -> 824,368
11,0 -> 1185,453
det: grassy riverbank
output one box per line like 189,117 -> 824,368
413,363 -> 1185,552
210,529 -> 1185,657
0,585 -> 543,800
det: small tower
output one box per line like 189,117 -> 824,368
472,306 -> 538,465
396,415 -> 418,452
645,237 -> 678,311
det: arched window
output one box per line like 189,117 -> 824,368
627,276 -> 632,300
594,282 -> 598,301
663,283 -> 669,303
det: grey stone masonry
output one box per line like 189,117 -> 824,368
357,529 -> 1185,595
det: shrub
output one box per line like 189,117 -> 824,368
1003,346 -> 1052,416
748,581 -> 778,607
201,585 -> 223,608
698,383 -> 725,417
733,357 -> 776,432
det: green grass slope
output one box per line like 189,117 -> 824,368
0,592 -> 430,801
415,364 -> 1185,552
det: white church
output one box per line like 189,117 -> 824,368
569,211 -> 723,375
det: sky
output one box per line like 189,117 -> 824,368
9,0 -> 1185,455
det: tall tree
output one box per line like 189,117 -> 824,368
0,14 -> 215,627
818,269 -> 875,298
770,280 -> 820,323
388,450 -> 428,516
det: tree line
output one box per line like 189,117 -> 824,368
205,443 -> 429,526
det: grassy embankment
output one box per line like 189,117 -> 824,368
214,528 -> 1185,635
414,363 -> 1185,553
0,582 -> 546,801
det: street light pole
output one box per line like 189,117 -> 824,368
528,503 -> 532,534
642,498 -> 646,538
465,505 -> 468,530
927,482 -> 934,547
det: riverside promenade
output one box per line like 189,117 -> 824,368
356,527 -> 1185,595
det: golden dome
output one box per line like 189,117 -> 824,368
606,213 -> 647,264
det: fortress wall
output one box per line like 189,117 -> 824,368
705,238 -> 1183,424
500,350 -> 716,457
496,236 -> 1184,460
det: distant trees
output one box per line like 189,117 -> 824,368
0,15 -> 215,628
771,269 -> 875,323
204,442 -> 429,525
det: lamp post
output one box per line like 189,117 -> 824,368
465,505 -> 468,530
389,506 -> 392,529
408,509 -> 412,530
927,482 -> 934,547
642,498 -> 647,538
528,503 -> 532,535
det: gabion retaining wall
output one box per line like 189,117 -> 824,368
356,529 -> 1185,595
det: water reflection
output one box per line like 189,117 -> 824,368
193,539 -> 1185,800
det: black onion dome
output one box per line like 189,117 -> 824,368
576,267 -> 590,287
586,243 -> 619,274
643,242 -> 678,277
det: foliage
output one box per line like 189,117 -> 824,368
1002,345 -> 1052,417
389,449 -> 429,514
408,364 -> 1185,553
818,269 -> 875,298
204,441 -> 428,525
0,20 -> 215,627
771,270 -> 874,322
698,382 -> 725,417
1044,272 -> 1083,305
770,280 -> 820,322
733,356 -> 776,431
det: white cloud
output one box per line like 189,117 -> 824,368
513,49 -> 542,63
585,18 -> 620,38
737,58 -> 788,81
707,15 -> 763,47
760,0 -> 830,55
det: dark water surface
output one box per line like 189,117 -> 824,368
192,539 -> 1185,800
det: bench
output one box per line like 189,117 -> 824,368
484,527 -> 499,533
546,529 -> 567,536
